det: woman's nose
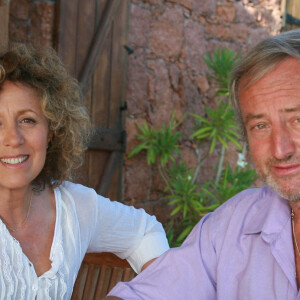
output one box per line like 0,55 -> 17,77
2,124 -> 24,147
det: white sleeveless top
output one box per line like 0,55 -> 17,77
0,181 -> 169,299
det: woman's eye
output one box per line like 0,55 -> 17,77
295,118 -> 300,123
21,118 -> 36,124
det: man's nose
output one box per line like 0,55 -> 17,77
2,124 -> 24,147
271,124 -> 296,160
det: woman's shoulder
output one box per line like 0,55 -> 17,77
57,181 -> 100,207
60,181 -> 96,194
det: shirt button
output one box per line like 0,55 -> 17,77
32,285 -> 38,291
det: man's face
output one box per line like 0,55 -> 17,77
240,57 -> 300,201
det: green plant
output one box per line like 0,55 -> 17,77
129,48 -> 257,247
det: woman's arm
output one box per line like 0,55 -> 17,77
87,194 -> 169,273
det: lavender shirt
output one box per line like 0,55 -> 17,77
109,186 -> 300,299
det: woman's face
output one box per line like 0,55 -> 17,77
0,81 -> 51,191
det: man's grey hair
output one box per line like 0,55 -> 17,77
230,29 -> 300,136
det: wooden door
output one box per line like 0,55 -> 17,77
0,0 -> 10,55
56,0 -> 129,201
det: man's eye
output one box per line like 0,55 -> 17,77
254,123 -> 266,130
295,118 -> 300,123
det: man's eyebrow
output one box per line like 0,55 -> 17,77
244,113 -> 265,125
282,105 -> 300,113
244,106 -> 300,125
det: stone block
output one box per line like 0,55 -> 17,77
166,0 -> 193,10
184,19 -> 206,71
129,4 -> 151,48
247,27 -> 270,48
146,59 -> 174,126
125,117 -> 147,155
123,154 -> 152,202
205,24 -> 231,41
169,63 -> 181,91
235,2 -> 256,24
126,48 -> 149,116
195,75 -> 209,94
149,6 -> 184,58
192,0 -> 217,17
229,23 -> 251,43
216,4 -> 236,23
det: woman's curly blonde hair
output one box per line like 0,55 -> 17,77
0,43 -> 91,190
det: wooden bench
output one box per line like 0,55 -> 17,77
71,253 -> 135,300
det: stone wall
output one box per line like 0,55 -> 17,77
7,0 -> 283,225
9,0 -> 55,47
123,0 -> 282,224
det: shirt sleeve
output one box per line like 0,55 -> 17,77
107,213 -> 217,300
87,195 -> 169,273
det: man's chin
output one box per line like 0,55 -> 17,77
265,177 -> 300,201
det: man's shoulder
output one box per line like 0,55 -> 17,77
201,186 -> 274,236
214,185 -> 271,216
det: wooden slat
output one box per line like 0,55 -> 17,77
56,0 -> 80,75
96,151 -> 121,196
91,23 -> 111,127
79,0 -> 121,95
0,0 -> 10,56
82,264 -> 99,300
94,266 -> 112,299
109,0 -> 129,128
75,0 -> 96,78
95,0 -> 108,29
71,253 -> 135,299
71,264 -> 89,300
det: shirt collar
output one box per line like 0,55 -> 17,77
243,185 -> 291,238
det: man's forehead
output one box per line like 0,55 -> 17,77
239,57 -> 300,94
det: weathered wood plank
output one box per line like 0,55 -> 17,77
75,0 -> 96,78
56,0 -> 80,76
109,0 -> 129,128
96,151 -> 121,196
0,0 -> 10,55
79,0 -> 120,95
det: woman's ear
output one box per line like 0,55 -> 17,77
47,130 -> 53,143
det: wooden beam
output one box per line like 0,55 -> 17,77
88,126 -> 126,152
0,0 -> 10,55
79,0 -> 121,95
96,151 -> 121,196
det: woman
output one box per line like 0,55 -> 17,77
0,44 -> 169,299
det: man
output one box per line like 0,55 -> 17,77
106,29 -> 300,299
